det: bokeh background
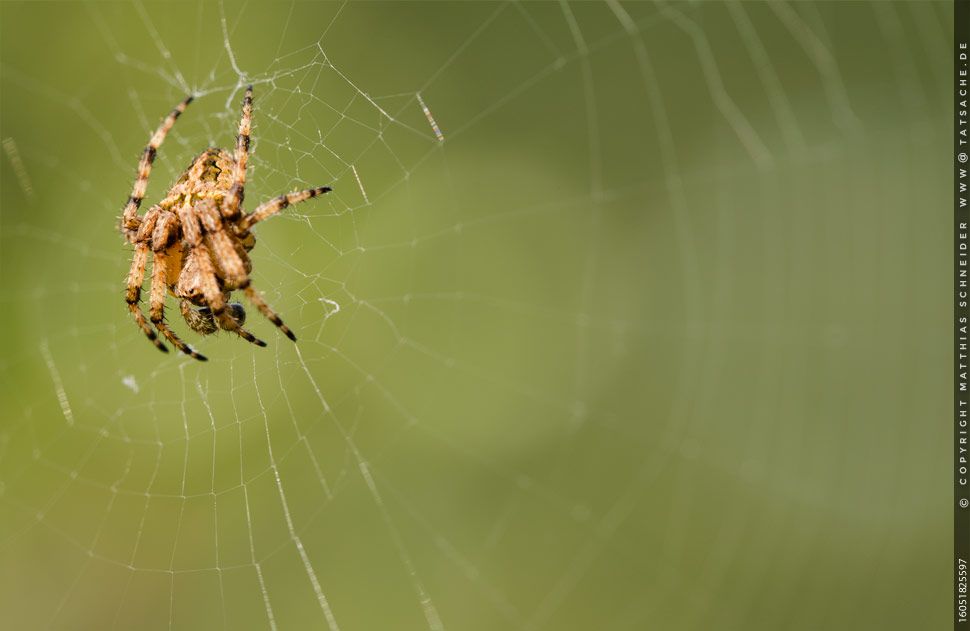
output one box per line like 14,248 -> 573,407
0,2 -> 952,630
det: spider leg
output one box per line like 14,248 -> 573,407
198,199 -> 297,342
241,186 -> 332,230
126,227 -> 168,354
124,203 -> 164,244
148,213 -> 207,361
198,199 -> 249,282
243,285 -> 297,342
222,84 -> 253,221
179,207 -> 267,347
121,94 -> 194,232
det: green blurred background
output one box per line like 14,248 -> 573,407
0,2 -> 952,629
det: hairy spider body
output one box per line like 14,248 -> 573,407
120,86 -> 331,361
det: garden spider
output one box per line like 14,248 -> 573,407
120,85 -> 331,361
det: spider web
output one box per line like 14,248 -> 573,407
0,2 -> 953,630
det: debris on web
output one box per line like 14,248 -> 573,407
416,93 -> 444,142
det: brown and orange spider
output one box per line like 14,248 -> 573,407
120,85 -> 330,361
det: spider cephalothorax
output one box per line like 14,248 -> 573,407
120,85 -> 331,361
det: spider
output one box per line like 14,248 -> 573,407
120,85 -> 331,361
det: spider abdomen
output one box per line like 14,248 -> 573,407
174,148 -> 236,197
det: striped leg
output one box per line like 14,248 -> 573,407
241,186 -> 332,230
150,250 -> 207,361
244,285 -> 296,341
149,213 -> 207,361
126,209 -> 166,353
207,230 -> 296,341
222,84 -> 253,220
121,94 -> 194,231
127,242 -> 167,354
198,199 -> 249,283
198,199 -> 296,342
179,208 -> 266,347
